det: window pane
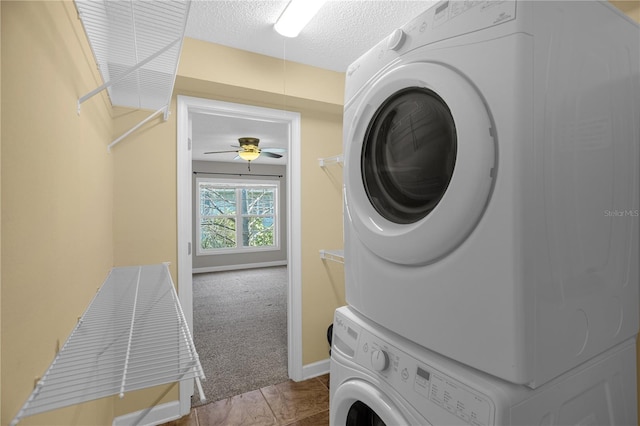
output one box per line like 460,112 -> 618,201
241,188 -> 275,215
200,186 -> 236,216
242,216 -> 274,247
198,180 -> 278,253
201,217 -> 236,249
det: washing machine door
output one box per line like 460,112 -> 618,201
345,62 -> 495,265
331,380 -> 425,426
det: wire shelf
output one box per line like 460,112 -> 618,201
11,264 -> 205,426
75,0 -> 190,112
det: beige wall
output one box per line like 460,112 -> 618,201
178,38 -> 343,108
1,2 -> 115,425
0,3 -> 346,421
109,35 -> 345,414
177,37 -> 347,366
112,103 -> 178,279
298,110 -> 345,362
110,102 -> 183,416
610,0 -> 640,22
116,34 -> 347,370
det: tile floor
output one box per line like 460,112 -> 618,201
162,374 -> 330,426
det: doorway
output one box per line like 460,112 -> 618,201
191,266 -> 288,406
176,96 -> 302,414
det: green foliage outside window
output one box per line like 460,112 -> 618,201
198,182 -> 277,252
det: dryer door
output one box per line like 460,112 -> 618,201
331,380 -> 426,426
345,62 -> 495,265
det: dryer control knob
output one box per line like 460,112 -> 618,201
387,29 -> 406,51
371,349 -> 389,372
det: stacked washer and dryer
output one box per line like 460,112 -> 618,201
331,1 -> 640,425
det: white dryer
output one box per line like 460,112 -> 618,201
330,306 -> 638,426
343,1 -> 639,387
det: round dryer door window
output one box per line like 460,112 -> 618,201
344,63 -> 495,265
362,87 -> 457,224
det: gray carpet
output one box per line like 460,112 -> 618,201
191,266 -> 289,407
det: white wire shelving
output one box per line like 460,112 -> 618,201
74,0 -> 191,150
319,154 -> 344,263
10,263 -> 205,426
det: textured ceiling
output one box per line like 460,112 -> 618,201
185,0 -> 437,163
185,0 -> 436,73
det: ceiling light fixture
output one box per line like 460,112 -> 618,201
274,0 -> 327,38
238,150 -> 260,162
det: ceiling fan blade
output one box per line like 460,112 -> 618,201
204,150 -> 239,154
262,147 -> 286,153
261,151 -> 283,159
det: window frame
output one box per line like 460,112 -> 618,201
196,178 -> 280,256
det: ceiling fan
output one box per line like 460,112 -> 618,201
204,137 -> 286,170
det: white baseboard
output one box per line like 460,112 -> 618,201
112,401 -> 181,426
301,358 -> 331,380
193,260 -> 287,274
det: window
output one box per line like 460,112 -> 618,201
197,179 -> 279,254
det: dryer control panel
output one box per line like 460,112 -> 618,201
355,327 -> 495,426
345,0 -> 518,105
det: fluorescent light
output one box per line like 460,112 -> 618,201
274,0 -> 327,38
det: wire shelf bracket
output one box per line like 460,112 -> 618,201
10,263 -> 206,426
320,249 -> 345,264
318,154 -> 344,167
74,0 -> 191,149
108,106 -> 167,153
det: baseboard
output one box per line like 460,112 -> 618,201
302,357 -> 331,380
112,400 -> 181,426
193,260 -> 287,274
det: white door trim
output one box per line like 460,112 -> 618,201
176,96 -> 302,415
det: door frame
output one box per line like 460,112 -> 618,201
176,95 -> 303,414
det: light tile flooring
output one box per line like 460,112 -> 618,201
162,375 -> 330,426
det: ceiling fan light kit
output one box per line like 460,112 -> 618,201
238,137 -> 260,148
237,137 -> 261,162
204,137 -> 285,171
238,150 -> 260,162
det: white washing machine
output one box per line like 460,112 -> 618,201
343,1 -> 640,387
330,306 -> 637,426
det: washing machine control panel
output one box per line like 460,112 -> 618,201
356,328 -> 494,426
